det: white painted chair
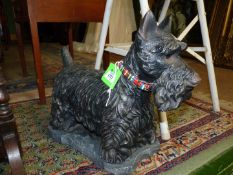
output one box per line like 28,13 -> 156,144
94,0 -> 220,141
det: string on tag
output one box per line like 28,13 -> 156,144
105,61 -> 121,106
105,89 -> 112,106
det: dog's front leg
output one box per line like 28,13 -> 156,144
136,106 -> 157,145
101,116 -> 133,164
101,145 -> 131,164
137,127 -> 157,146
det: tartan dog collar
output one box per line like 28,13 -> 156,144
117,61 -> 154,91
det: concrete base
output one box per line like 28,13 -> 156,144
48,125 -> 160,175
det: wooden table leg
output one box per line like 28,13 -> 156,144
28,20 -> 46,104
102,31 -> 110,70
68,23 -> 74,58
15,22 -> 28,77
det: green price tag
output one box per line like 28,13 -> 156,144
101,63 -> 122,89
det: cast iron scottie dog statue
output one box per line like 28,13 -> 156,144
49,11 -> 200,171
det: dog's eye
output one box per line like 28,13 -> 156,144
165,48 -> 179,59
166,53 -> 172,59
151,46 -> 163,53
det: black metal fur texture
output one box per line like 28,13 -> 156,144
49,11 -> 200,164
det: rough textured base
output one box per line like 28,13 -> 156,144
48,125 -> 160,175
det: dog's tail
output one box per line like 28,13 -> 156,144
61,46 -> 73,67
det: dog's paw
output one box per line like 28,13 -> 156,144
145,129 -> 157,144
101,148 -> 127,164
137,129 -> 157,145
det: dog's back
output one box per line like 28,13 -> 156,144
50,49 -> 108,133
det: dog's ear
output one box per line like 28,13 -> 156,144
138,11 -> 158,40
158,15 -> 172,33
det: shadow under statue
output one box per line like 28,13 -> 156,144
48,11 -> 200,175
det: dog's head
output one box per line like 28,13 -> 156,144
132,11 -> 200,111
134,11 -> 187,80
153,61 -> 200,111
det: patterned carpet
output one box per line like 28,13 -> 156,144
2,43 -> 233,174
1,97 -> 233,175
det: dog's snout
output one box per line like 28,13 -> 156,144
187,72 -> 201,87
192,72 -> 201,86
179,41 -> 187,51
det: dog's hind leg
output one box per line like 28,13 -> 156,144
50,97 -> 78,132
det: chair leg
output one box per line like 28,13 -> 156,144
159,112 -> 170,140
68,23 -> 74,58
158,0 -> 171,23
139,0 -> 171,141
2,22 -> 10,51
196,0 -> 220,112
103,50 -> 110,70
102,32 -> 110,70
15,22 -> 28,77
29,20 -> 46,104
94,0 -> 113,70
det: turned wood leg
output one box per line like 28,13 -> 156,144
3,132 -> 25,175
15,22 -> 28,77
0,68 -> 26,174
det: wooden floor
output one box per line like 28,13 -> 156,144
186,58 -> 233,103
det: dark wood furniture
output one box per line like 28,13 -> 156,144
0,0 -> 10,52
209,0 -> 233,67
0,67 -> 25,175
13,0 -> 29,77
13,0 -> 75,77
14,0 -> 107,104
